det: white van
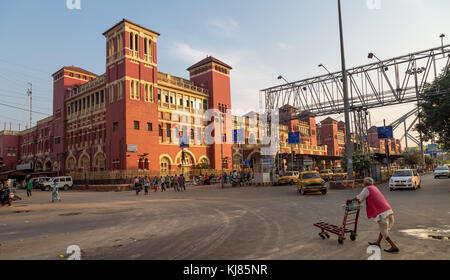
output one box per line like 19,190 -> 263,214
40,176 -> 73,191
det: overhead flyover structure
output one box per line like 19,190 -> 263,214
261,45 -> 450,153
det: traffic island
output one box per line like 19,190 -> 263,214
72,184 -> 132,192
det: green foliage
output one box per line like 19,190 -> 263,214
424,155 -> 435,167
341,150 -> 373,173
416,66 -> 450,151
403,152 -> 421,168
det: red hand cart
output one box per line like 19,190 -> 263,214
313,202 -> 361,244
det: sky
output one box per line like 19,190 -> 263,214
0,0 -> 449,144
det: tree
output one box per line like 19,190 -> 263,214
341,150 -> 373,176
416,65 -> 450,151
424,155 -> 435,168
403,152 -> 421,168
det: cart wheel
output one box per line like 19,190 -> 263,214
325,233 -> 330,238
338,237 -> 344,245
319,233 -> 325,240
350,234 -> 356,241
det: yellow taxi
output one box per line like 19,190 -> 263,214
297,171 -> 327,195
319,169 -> 333,181
277,171 -> 300,185
332,170 -> 356,181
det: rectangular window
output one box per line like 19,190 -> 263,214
159,125 -> 163,137
113,122 -> 119,132
166,124 -> 171,137
134,121 -> 140,130
147,122 -> 152,131
101,90 -> 104,103
87,96 -> 90,107
55,137 -> 61,145
96,92 -> 99,104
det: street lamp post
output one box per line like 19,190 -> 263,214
337,0 -> 354,180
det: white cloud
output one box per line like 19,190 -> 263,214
205,18 -> 239,37
277,42 -> 291,50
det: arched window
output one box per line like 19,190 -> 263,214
129,32 -> 133,50
135,34 -> 139,51
130,81 -> 134,99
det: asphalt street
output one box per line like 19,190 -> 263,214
0,174 -> 449,260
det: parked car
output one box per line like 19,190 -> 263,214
319,169 -> 333,181
40,176 -> 73,191
277,171 -> 300,185
434,166 -> 450,179
32,177 -> 52,189
297,171 -> 327,195
389,169 -> 421,191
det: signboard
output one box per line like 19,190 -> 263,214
233,129 -> 245,144
17,162 -> 33,171
179,136 -> 189,149
288,132 -> 300,145
377,126 -> 393,140
244,160 -> 251,167
261,158 -> 275,168
127,144 -> 138,152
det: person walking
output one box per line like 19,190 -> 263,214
160,176 -> 166,192
164,175 -> 170,192
143,176 -> 149,195
347,177 -> 400,253
177,174 -> 183,192
133,177 -> 140,195
153,176 -> 159,192
26,180 -> 32,197
2,183 -> 12,207
51,181 -> 61,203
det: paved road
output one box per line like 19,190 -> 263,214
0,174 -> 449,260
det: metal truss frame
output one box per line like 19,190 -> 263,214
261,45 -> 450,117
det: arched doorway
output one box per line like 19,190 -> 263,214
79,154 -> 90,171
66,156 -> 76,172
247,151 -> 262,172
93,152 -> 106,171
233,153 -> 243,170
159,155 -> 172,176
35,160 -> 43,172
175,150 -> 196,176
44,160 -> 52,172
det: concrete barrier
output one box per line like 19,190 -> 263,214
329,180 -> 355,189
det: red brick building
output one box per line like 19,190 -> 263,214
0,19 -> 233,177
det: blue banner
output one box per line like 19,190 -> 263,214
288,132 -> 300,144
233,129 -> 245,144
377,126 -> 393,140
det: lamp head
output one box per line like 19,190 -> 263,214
277,75 -> 283,80
368,53 -> 374,59
440,33 -> 445,38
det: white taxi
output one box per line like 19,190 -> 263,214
389,169 -> 421,191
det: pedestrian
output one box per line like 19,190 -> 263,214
160,176 -> 166,192
52,181 -> 61,203
347,177 -> 399,253
177,174 -> 183,191
223,172 -> 228,184
133,176 -> 140,195
165,174 -> 170,191
229,173 -> 233,186
181,174 -> 186,191
26,180 -> 32,197
144,176 -> 149,195
153,176 -> 159,192
2,183 -> 12,207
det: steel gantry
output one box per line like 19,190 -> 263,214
261,45 -> 450,116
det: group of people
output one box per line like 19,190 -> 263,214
222,171 -> 252,186
0,181 -> 13,207
133,174 -> 186,195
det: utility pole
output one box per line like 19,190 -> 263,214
412,67 -> 426,167
27,83 -> 32,128
384,119 -> 391,176
337,0 -> 354,180
219,112 -> 224,188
